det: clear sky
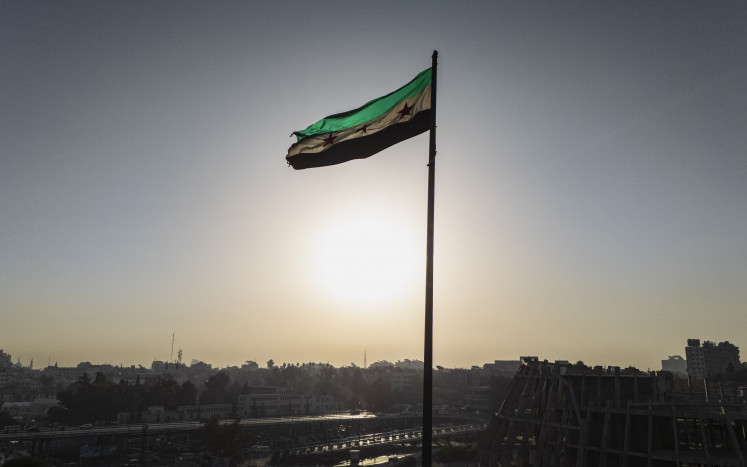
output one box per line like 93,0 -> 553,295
2,1 -> 746,371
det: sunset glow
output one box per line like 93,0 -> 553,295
314,213 -> 419,308
2,2 -> 746,370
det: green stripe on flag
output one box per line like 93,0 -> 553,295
293,67 -> 432,142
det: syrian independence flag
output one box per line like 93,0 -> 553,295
285,67 -> 432,170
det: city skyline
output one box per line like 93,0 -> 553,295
2,336 -> 739,373
2,2 -> 746,371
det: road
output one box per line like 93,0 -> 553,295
0,411 -> 396,441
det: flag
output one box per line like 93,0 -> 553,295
285,67 -> 433,170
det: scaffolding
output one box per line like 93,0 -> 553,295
478,358 -> 747,467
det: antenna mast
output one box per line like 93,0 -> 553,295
170,331 -> 175,364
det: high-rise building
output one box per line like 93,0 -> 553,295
661,355 -> 687,376
0,349 -> 12,370
685,338 -> 741,381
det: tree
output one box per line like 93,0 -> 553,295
39,374 -> 56,397
57,374 -> 98,424
94,372 -> 107,385
58,372 -> 200,424
266,359 -> 274,370
366,376 -> 393,411
349,368 -> 367,407
227,381 -> 243,416
315,366 -> 335,395
201,417 -> 249,464
179,381 -> 197,406
201,371 -> 231,405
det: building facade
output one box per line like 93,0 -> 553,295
237,387 -> 339,417
685,339 -> 741,381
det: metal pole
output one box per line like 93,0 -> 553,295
422,49 -> 437,467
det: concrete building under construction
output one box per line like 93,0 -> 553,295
478,358 -> 747,466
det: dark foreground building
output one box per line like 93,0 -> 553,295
478,358 -> 747,466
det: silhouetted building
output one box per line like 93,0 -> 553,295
0,350 -> 12,370
483,360 -> 521,378
685,339 -> 740,381
237,387 -> 339,417
369,360 -> 394,369
660,355 -> 687,377
394,359 -> 424,370
478,358 -> 747,466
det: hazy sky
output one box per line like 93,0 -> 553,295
2,1 -> 746,370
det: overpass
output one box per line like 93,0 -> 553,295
0,412 -> 380,443
0,412 -> 484,456
286,422 -> 487,457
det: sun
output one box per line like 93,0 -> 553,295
314,212 -> 419,308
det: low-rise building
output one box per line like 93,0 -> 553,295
237,387 -> 339,417
178,404 -> 233,421
483,360 -> 521,378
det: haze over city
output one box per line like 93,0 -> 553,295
2,1 -> 746,371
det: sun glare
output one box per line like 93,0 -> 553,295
314,212 -> 419,308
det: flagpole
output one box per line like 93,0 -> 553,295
422,49 -> 437,467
